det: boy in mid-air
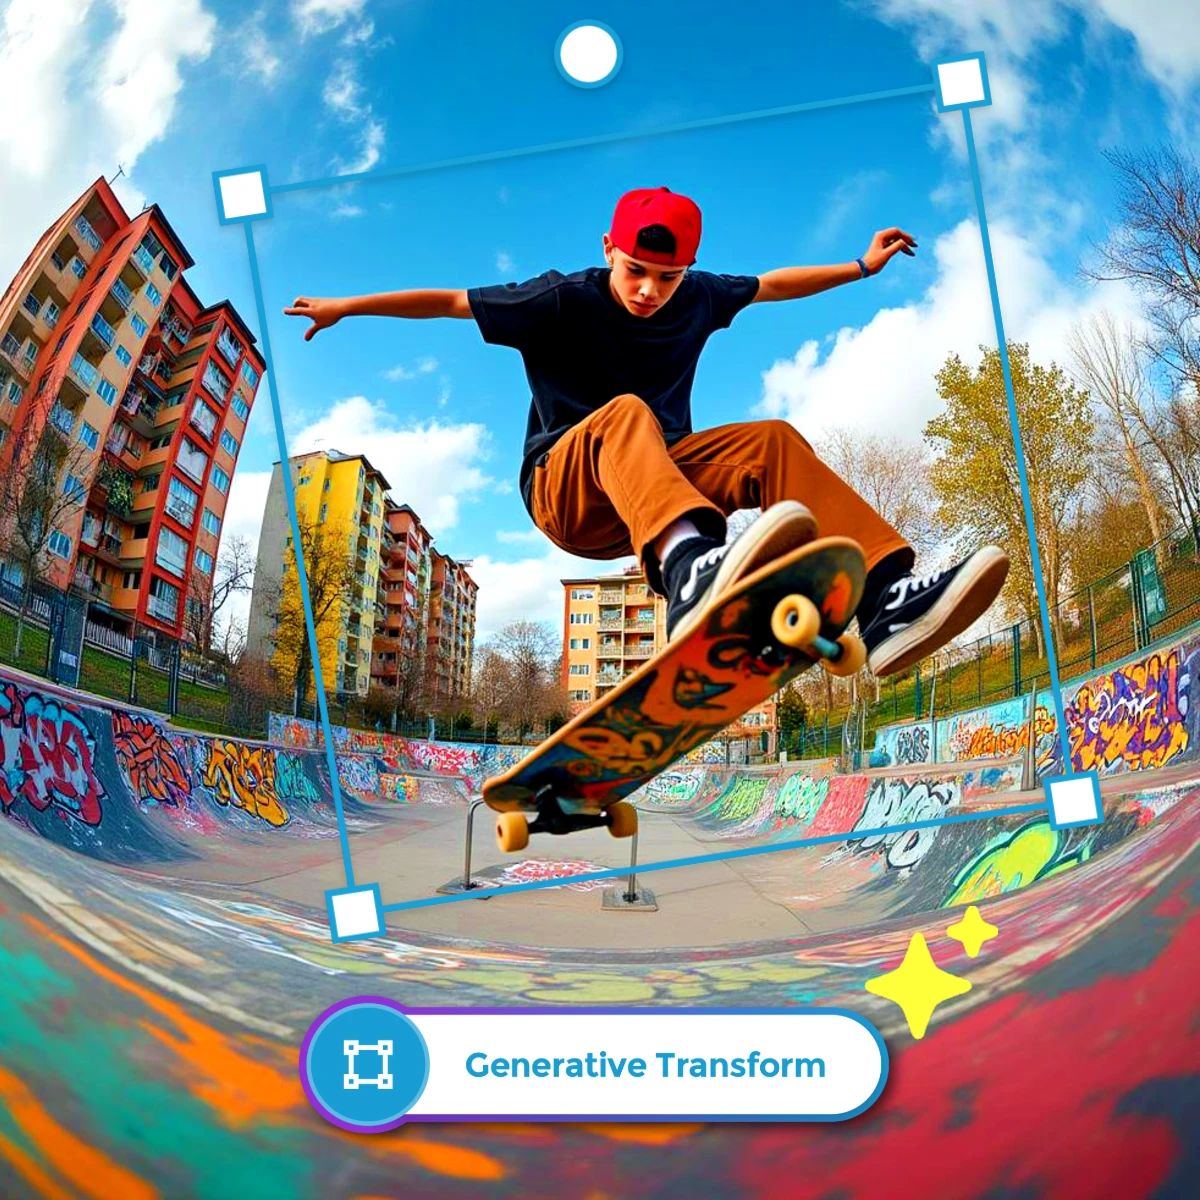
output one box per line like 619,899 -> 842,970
285,187 -> 1008,676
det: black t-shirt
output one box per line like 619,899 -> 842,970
467,266 -> 760,512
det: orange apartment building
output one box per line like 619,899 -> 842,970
371,502 -> 477,702
0,176 -> 264,642
560,565 -> 778,753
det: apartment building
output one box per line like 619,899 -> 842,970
369,502 -> 478,704
427,549 -> 477,701
0,176 -> 264,641
371,503 -> 433,689
246,450 -> 389,697
559,564 -> 778,747
560,566 -> 667,711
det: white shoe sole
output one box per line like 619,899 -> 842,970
866,546 -> 1010,678
668,501 -> 819,643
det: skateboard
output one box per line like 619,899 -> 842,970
482,536 -> 868,852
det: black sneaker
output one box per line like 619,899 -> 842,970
663,501 -> 818,642
858,546 -> 1009,677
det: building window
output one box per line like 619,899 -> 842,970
70,257 -> 86,279
44,301 -> 60,328
131,313 -> 148,337
147,575 -> 179,622
569,663 -> 591,675
78,421 -> 99,450
220,430 -> 238,457
146,282 -> 162,306
177,439 -> 209,485
166,476 -> 198,527
141,473 -> 161,493
115,345 -> 132,366
96,377 -> 118,406
568,638 -> 591,650
568,612 -> 593,625
193,548 -> 213,574
155,527 -> 188,577
202,361 -> 230,405
201,508 -> 220,535
49,401 -> 75,434
47,530 -> 72,559
570,588 -> 595,600
241,361 -> 260,388
231,394 -> 249,421
569,689 -> 591,702
189,399 -> 218,439
123,570 -> 141,590
61,474 -> 86,502
211,465 -> 230,494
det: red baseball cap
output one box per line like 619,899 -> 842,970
610,186 -> 702,266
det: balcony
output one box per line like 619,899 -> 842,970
147,593 -> 177,623
74,215 -> 102,253
62,352 -> 98,399
598,589 -> 623,603
201,364 -> 229,406
164,496 -> 196,527
626,643 -> 655,658
624,618 -> 655,631
119,537 -> 148,565
597,643 -> 622,658
216,331 -> 241,368
0,333 -> 29,378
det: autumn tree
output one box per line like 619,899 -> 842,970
266,514 -> 358,713
775,681 -> 810,755
924,342 -> 1093,652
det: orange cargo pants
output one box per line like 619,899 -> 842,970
530,392 -> 913,594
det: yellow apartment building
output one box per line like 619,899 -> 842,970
247,449 -> 390,698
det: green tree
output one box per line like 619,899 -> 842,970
924,343 -> 1093,653
775,681 -> 810,755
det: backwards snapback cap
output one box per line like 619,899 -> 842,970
610,186 -> 702,266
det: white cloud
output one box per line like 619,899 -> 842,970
470,548 -> 637,642
496,251 -> 514,274
383,357 -> 437,382
417,357 -> 438,373
292,0 -> 368,37
331,203 -> 364,218
0,0 -> 215,284
495,529 -> 547,545
322,58 -> 385,174
290,395 -> 493,533
237,9 -> 281,84
756,218 -> 1146,439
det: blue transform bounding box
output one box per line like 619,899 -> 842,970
212,165 -> 274,224
326,883 -> 385,942
932,53 -> 992,112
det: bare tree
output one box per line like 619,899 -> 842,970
1088,146 -> 1200,394
1068,311 -> 1165,548
0,422 -> 96,657
472,621 -> 568,740
818,428 -> 943,557
186,533 -> 256,653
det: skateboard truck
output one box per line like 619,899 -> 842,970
770,594 -> 865,677
494,785 -> 638,853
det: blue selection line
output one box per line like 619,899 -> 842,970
241,223 -> 356,888
960,108 -> 1070,760
268,82 -> 937,197
380,800 -> 1049,912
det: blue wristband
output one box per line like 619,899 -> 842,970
855,257 -> 871,279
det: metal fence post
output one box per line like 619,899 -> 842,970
1011,623 -> 1022,698
128,622 -> 139,705
1088,585 -> 1097,669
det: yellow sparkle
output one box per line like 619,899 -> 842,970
946,905 -> 999,957
865,932 -> 971,1039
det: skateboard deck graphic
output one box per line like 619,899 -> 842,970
482,537 -> 867,850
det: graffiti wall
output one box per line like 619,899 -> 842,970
0,666 -> 470,864
870,722 -> 933,767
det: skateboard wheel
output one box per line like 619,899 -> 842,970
824,632 -> 867,677
495,811 -> 529,853
770,594 -> 821,649
607,800 -> 638,839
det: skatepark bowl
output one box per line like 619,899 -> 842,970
0,641 -> 1197,1199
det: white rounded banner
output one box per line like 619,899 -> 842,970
301,1004 -> 889,1125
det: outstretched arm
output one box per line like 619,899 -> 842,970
753,227 -> 917,303
284,289 -> 472,341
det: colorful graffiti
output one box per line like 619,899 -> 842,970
0,681 -> 104,824
112,712 -> 191,807
379,773 -> 420,803
1066,648 -> 1195,775
640,769 -> 702,806
871,722 -> 933,767
495,858 -> 611,893
201,740 -> 288,828
771,771 -> 828,827
337,753 -> 380,799
851,778 -> 958,869
944,821 -> 1087,906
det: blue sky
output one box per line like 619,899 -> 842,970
2,0 -> 1198,639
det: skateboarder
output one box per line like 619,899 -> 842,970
284,187 -> 1008,677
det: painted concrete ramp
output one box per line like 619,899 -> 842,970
0,663 -> 1197,1196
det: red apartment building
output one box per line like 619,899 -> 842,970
371,501 -> 477,702
0,177 -> 264,642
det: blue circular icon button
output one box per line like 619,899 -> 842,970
300,996 -> 429,1132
